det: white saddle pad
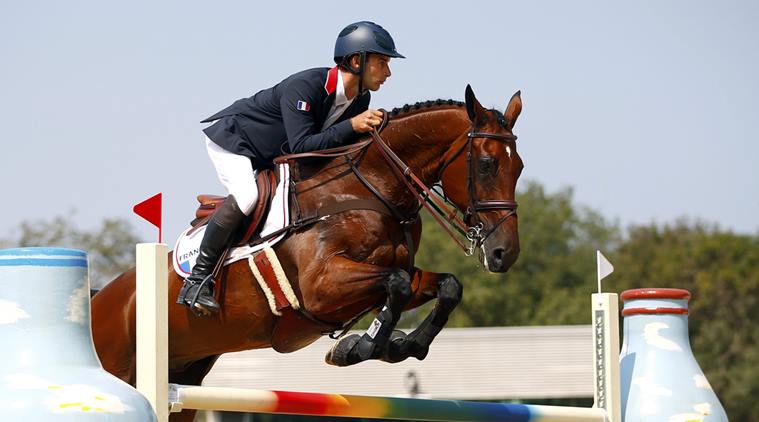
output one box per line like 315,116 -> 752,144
173,164 -> 291,278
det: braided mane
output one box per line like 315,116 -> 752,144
388,99 -> 507,128
388,99 -> 464,118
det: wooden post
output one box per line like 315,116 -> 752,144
591,293 -> 621,422
136,243 -> 169,422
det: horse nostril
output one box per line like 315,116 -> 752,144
493,248 -> 505,263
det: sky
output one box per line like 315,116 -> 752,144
1,1 -> 757,247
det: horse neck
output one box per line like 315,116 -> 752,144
383,107 -> 470,185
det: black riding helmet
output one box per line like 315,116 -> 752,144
334,21 -> 405,93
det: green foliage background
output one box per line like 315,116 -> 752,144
410,180 -> 757,420
3,180 -> 756,419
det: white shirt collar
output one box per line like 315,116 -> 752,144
335,69 -> 353,106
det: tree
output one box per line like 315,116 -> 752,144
1,215 -> 141,289
611,220 -> 759,421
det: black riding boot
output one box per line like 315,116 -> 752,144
177,196 -> 246,315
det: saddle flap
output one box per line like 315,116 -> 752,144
240,169 -> 278,243
190,168 -> 279,246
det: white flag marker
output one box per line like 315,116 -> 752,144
597,250 -> 614,293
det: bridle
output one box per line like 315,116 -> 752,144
437,129 -> 519,254
369,121 -> 519,256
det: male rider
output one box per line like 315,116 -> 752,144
177,21 -> 404,315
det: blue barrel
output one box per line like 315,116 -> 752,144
0,247 -> 156,420
620,288 -> 728,421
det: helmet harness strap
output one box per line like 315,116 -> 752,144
357,51 -> 367,95
339,51 -> 367,96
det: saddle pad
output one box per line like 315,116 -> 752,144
248,246 -> 300,316
173,164 -> 291,278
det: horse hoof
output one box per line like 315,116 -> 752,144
381,330 -> 409,363
411,343 -> 430,361
325,334 -> 360,367
391,330 -> 430,361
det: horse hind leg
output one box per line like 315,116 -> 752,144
324,268 -> 413,367
382,271 -> 463,363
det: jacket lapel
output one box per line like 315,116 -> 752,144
318,67 -> 339,126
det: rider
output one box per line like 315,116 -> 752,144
177,21 -> 405,315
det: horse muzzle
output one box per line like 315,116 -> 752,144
481,232 -> 520,273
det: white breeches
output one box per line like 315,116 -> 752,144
205,136 -> 259,215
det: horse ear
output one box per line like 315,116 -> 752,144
465,84 -> 486,122
504,90 -> 522,129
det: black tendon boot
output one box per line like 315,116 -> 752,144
177,196 -> 246,315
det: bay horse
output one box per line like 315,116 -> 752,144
91,85 -> 523,421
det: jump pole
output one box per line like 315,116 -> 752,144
135,242 -> 617,421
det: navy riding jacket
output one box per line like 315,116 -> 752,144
201,66 -> 369,167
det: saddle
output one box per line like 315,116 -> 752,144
189,168 -> 278,247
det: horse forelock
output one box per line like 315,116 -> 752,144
488,109 -> 509,129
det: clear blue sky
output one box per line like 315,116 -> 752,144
1,1 -> 757,245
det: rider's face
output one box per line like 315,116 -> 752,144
361,54 -> 392,91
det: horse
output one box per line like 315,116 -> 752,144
91,85 -> 523,421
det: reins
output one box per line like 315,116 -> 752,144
368,129 -> 472,252
273,139 -> 373,162
272,112 -> 519,257
368,124 -> 518,256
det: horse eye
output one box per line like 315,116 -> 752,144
478,156 -> 497,176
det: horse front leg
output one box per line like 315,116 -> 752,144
382,269 -> 463,363
310,257 -> 413,367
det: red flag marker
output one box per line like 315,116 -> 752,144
133,193 -> 163,243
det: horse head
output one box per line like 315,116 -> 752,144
440,85 -> 523,272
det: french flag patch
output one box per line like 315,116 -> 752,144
296,100 -> 310,111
